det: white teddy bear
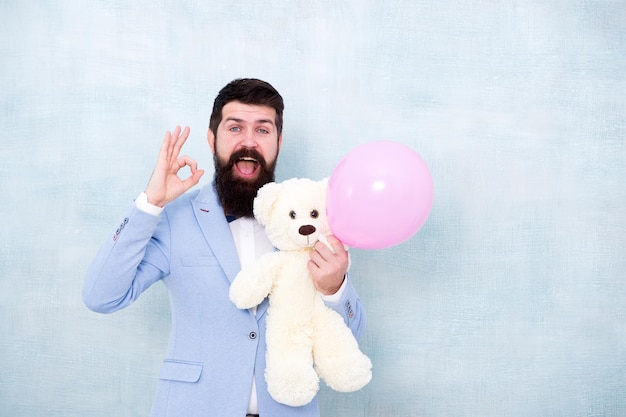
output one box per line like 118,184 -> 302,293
229,177 -> 372,407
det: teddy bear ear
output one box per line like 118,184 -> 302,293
253,181 -> 283,226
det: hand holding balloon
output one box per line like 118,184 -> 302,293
326,141 -> 433,250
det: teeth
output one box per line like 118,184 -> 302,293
239,157 -> 258,162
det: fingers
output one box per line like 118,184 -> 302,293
177,155 -> 197,171
310,237 -> 348,268
158,130 -> 173,165
176,155 -> 205,190
171,126 -> 190,161
308,238 -> 348,295
325,235 -> 345,253
160,126 -> 190,164
315,235 -> 346,258
182,168 -> 205,190
148,126 -> 200,206
308,249 -> 323,269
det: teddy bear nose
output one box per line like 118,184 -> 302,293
299,225 -> 316,236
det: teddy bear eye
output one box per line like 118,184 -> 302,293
310,210 -> 319,219
289,210 -> 297,219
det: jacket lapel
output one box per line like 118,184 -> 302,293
191,183 -> 271,319
191,184 -> 241,283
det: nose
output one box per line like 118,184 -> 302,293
299,225 -> 316,236
240,129 -> 258,148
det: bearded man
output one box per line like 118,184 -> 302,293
83,78 -> 367,417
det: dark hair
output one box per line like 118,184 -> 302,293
209,78 -> 284,136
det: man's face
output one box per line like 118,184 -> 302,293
209,101 -> 282,177
208,101 -> 283,217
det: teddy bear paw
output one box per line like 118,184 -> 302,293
266,365 -> 320,407
229,280 -> 262,309
317,352 -> 372,393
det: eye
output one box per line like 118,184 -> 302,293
289,210 -> 296,219
310,210 -> 319,219
229,126 -> 241,132
257,128 -> 269,134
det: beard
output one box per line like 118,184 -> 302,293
213,148 -> 277,218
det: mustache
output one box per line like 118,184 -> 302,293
225,148 -> 268,170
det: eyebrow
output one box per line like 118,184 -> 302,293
225,117 -> 275,126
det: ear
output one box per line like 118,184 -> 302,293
207,129 -> 216,155
318,177 -> 329,202
253,182 -> 283,226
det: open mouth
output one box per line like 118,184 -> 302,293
234,156 -> 260,178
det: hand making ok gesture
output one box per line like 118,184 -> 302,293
145,126 -> 205,207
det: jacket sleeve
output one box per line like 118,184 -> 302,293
323,275 -> 367,342
82,203 -> 170,314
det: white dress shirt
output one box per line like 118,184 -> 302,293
228,216 -> 274,415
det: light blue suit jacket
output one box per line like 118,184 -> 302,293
83,183 -> 367,417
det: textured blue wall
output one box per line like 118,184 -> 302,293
1,1 -> 625,416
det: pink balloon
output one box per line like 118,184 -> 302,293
327,141 -> 433,250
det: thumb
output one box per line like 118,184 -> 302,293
183,169 -> 205,190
